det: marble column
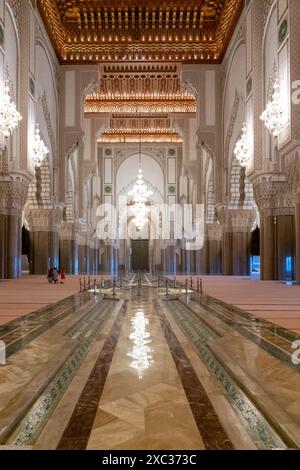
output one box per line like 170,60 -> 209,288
180,248 -> 186,274
25,205 -> 63,275
161,246 -> 167,274
89,239 -> 99,275
296,194 -> 300,284
103,241 -> 113,274
59,221 -> 79,274
252,178 -> 296,282
0,177 -> 29,279
260,210 -> 295,281
167,242 -> 177,274
195,241 -> 209,275
217,205 -> 256,276
207,223 -> 222,275
78,230 -> 90,275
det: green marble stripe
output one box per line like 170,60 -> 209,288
165,300 -> 287,450
197,296 -> 299,370
200,294 -> 299,343
0,293 -> 88,335
6,300 -> 116,446
1,293 -> 92,358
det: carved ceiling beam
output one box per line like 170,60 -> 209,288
37,0 -> 244,64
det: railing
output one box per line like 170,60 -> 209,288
79,273 -> 204,298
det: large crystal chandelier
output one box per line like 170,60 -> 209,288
260,79 -> 285,137
234,123 -> 251,167
30,124 -> 49,167
128,136 -> 152,231
0,83 -> 22,138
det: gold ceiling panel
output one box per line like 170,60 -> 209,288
100,129 -> 182,143
84,62 -> 197,115
38,0 -> 244,63
84,98 -> 196,115
110,114 -> 171,131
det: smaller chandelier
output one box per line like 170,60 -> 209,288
0,83 -> 22,137
260,79 -> 285,137
30,124 -> 49,167
234,123 -> 251,167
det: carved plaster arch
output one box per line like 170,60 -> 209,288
114,149 -> 166,179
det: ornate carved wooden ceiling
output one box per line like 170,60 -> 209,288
38,0 -> 244,63
86,63 -> 195,142
85,63 -> 197,115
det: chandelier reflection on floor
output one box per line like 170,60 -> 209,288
127,308 -> 153,379
128,135 -> 152,231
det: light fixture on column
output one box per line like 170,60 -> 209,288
30,123 -> 49,167
0,82 -> 22,138
260,79 -> 285,137
128,131 -> 152,231
234,123 -> 251,168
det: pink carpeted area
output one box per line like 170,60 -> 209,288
167,275 -> 300,334
0,274 -> 111,326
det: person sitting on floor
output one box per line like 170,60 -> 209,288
47,267 -> 54,283
52,267 -> 59,284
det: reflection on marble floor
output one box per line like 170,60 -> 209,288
0,275 -> 300,450
127,307 -> 154,379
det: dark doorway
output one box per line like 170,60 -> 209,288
22,226 -> 30,258
22,226 -> 30,272
131,239 -> 149,272
251,227 -> 260,257
251,227 -> 260,275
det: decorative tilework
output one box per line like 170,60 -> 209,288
165,300 -> 286,450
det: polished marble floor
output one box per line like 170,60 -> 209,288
0,275 -> 300,450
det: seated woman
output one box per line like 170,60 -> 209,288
52,268 -> 59,284
47,267 -> 54,283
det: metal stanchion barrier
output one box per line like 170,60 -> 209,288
200,278 -> 203,294
185,279 -> 188,295
79,277 -> 82,292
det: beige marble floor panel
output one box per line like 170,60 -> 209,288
159,301 -> 257,450
87,298 -> 205,450
34,300 -> 125,450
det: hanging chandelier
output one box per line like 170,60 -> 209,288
234,123 -> 251,167
0,83 -> 22,138
128,134 -> 152,231
30,124 -> 49,167
260,79 -> 286,137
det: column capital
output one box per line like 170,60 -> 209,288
251,174 -> 295,211
285,147 -> 300,197
216,204 -> 257,233
25,203 -> 64,232
206,223 -> 222,241
59,219 -> 82,240
0,173 -> 30,216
